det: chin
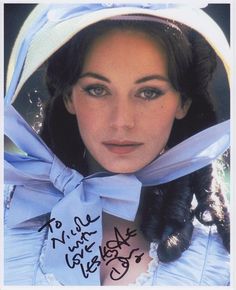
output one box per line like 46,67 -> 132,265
103,163 -> 144,174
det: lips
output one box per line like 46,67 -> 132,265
102,140 -> 143,154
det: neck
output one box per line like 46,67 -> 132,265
86,150 -> 106,175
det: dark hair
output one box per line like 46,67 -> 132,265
41,19 -> 230,262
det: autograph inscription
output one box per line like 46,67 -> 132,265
100,227 -> 144,280
38,215 -> 144,281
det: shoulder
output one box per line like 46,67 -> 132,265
153,220 -> 230,286
4,185 -> 49,285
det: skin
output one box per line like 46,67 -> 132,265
65,29 -> 190,173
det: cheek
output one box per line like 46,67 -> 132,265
75,109 -> 96,135
146,104 -> 179,144
147,102 -> 178,129
73,105 -> 105,149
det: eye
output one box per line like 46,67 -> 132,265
138,87 -> 164,101
83,85 -> 109,97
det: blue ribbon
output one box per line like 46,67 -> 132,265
5,3 -> 183,105
4,105 -> 142,225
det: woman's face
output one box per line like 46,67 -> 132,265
65,29 -> 190,173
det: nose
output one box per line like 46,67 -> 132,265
109,98 -> 135,130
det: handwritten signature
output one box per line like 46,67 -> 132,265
39,215 -> 144,281
100,227 -> 144,280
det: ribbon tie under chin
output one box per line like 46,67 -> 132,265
4,104 -> 142,285
42,170 -> 142,285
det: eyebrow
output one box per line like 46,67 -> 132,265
79,72 -> 110,83
78,72 -> 169,84
135,74 -> 169,84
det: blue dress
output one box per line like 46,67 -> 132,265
4,185 -> 230,286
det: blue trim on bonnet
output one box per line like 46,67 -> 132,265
4,3 -> 183,105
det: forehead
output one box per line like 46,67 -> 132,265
83,22 -> 168,54
82,28 -> 168,75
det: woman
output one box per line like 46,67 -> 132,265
4,3 -> 230,286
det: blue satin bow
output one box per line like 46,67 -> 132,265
5,104 -> 143,285
5,105 -> 142,225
